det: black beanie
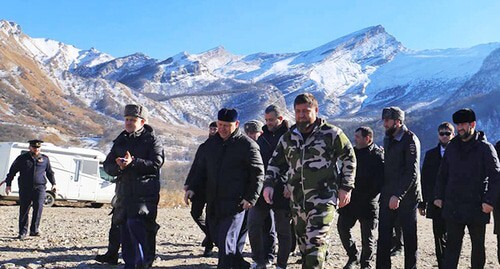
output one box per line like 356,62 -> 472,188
218,108 -> 238,122
452,108 -> 476,124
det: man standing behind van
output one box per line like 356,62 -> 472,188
4,140 -> 56,240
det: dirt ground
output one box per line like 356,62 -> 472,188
0,202 -> 499,269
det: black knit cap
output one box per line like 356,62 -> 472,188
452,108 -> 476,124
217,108 -> 238,122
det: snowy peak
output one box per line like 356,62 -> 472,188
0,20 -> 22,36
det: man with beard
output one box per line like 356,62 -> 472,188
434,108 -> 500,269
103,104 -> 164,269
419,122 -> 455,269
188,108 -> 265,269
338,126 -> 384,269
183,121 -> 218,257
376,106 -> 421,269
263,93 -> 357,269
4,140 -> 56,240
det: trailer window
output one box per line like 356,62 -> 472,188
81,160 -> 99,177
99,167 -> 116,182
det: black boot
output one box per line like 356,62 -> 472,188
95,252 -> 119,265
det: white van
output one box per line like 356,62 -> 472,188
0,142 -> 115,208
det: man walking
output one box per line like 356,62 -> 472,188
103,104 -> 164,269
4,140 -> 56,240
434,108 -> 500,269
263,93 -> 357,269
188,108 -> 265,269
184,121 -> 218,257
338,126 -> 384,269
376,106 -> 421,269
420,122 -> 455,268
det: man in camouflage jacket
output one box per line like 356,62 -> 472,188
263,93 -> 356,269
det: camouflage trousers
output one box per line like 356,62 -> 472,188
292,200 -> 336,269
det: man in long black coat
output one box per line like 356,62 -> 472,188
103,104 -> 164,269
420,122 -> 455,269
434,108 -> 500,269
188,108 -> 264,269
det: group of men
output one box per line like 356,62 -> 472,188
2,92 -> 500,269
182,93 -> 500,269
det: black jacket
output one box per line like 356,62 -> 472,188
339,143 -> 384,219
104,124 -> 165,220
435,131 -> 500,224
6,152 -> 55,190
192,128 -> 264,218
381,125 -> 422,208
184,139 -> 209,200
493,141 -> 500,234
421,144 -> 444,219
256,120 -> 290,210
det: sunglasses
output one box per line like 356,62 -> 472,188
439,132 -> 452,136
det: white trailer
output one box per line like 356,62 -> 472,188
0,142 -> 115,207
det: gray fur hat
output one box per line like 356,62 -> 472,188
124,104 -> 148,119
244,120 -> 263,133
382,106 -> 405,122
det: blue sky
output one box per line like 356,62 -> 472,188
2,0 -> 499,59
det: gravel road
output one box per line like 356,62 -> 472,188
1,202 -> 499,268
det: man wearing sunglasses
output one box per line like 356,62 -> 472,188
434,108 -> 500,269
420,122 -> 455,269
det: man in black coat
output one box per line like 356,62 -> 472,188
183,121 -> 218,257
434,108 -> 500,269
188,108 -> 265,269
376,107 -> 421,269
493,140 -> 500,264
4,140 -> 57,240
103,104 -> 164,269
420,122 -> 455,269
338,126 -> 384,269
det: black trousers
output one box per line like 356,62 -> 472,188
338,213 -> 378,268
376,204 -> 418,269
19,186 -> 46,235
190,196 -> 213,248
209,210 -> 248,269
444,221 -> 485,269
106,217 -> 121,256
431,216 -> 446,269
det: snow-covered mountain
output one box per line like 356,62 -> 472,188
1,19 -> 499,156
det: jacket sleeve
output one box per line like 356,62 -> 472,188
244,141 -> 265,205
333,130 -> 357,191
420,150 -> 432,204
5,155 -> 23,187
395,134 -> 421,200
483,143 -> 500,206
184,143 -> 204,187
104,144 -> 123,177
130,137 -> 165,176
264,136 -> 289,188
374,147 -> 385,194
434,151 -> 449,201
45,157 -> 56,185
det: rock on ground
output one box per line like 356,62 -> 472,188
0,203 -> 499,268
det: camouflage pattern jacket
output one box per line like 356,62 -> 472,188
264,118 -> 356,209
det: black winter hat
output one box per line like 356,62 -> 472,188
218,108 -> 238,122
452,108 -> 476,124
